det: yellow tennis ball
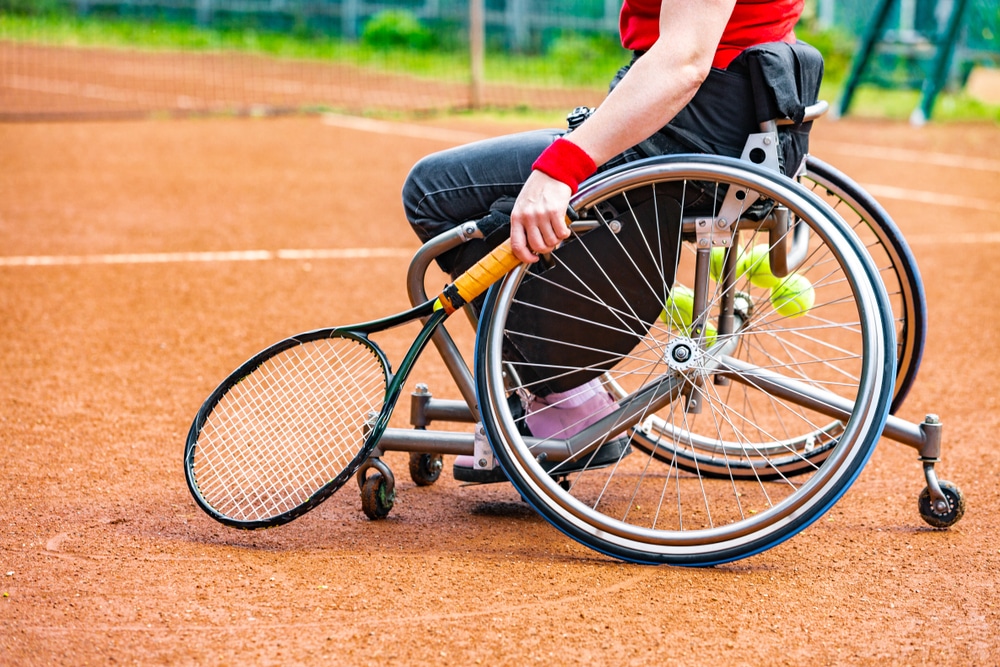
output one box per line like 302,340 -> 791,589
770,273 -> 815,318
739,244 -> 780,288
660,285 -> 694,329
660,285 -> 717,346
709,246 -> 743,283
694,321 -> 718,347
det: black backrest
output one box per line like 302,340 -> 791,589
728,41 -> 825,126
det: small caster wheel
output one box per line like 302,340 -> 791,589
918,480 -> 965,528
361,472 -> 395,520
409,452 -> 443,486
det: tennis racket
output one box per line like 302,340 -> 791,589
184,239 -> 521,529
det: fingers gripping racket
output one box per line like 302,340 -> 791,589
184,239 -> 521,529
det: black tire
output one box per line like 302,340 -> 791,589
918,481 -> 966,528
360,472 -> 395,520
408,452 -> 443,486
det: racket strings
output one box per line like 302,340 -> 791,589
192,336 -> 388,522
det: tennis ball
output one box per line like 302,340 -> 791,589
770,273 -> 815,318
694,321 -> 718,348
660,285 -> 718,346
739,244 -> 780,288
709,246 -> 743,283
661,285 -> 694,329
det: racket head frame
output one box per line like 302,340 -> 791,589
183,326 -> 393,529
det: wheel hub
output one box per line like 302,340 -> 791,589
664,338 -> 703,371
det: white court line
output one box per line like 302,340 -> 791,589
858,184 -> 997,213
0,247 -> 414,267
322,112 -> 1000,175
318,115 -> 1000,212
5,233 -> 1000,269
821,142 -> 1000,174
6,75 -> 206,108
322,113 -> 490,144
902,232 -> 1000,246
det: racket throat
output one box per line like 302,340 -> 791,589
362,307 -> 451,452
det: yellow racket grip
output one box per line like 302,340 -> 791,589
437,238 -> 521,314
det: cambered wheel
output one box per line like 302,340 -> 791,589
475,155 -> 895,565
633,156 -> 928,480
802,156 -> 926,413
622,155 -> 927,482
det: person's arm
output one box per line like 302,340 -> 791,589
510,0 -> 737,263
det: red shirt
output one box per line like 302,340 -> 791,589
619,0 -> 804,69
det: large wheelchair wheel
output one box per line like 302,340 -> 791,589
801,156 -> 926,413
474,155 -> 895,566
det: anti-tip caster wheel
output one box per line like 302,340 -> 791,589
361,472 -> 396,520
408,452 -> 443,486
918,480 -> 965,528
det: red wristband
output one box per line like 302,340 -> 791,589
531,138 -> 597,194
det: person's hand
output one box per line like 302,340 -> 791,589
510,170 -> 574,263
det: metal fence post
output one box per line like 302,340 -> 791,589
603,0 -> 619,31
836,0 -> 895,117
470,0 -> 485,108
343,0 -> 359,40
913,0 -> 970,124
196,0 -> 213,27
506,0 -> 528,51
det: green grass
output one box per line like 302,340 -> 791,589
1,13 -> 465,81
2,11 -> 997,122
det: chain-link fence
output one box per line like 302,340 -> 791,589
1,0 -> 997,120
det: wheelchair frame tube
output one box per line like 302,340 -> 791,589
405,226 -> 482,419
720,356 -> 938,458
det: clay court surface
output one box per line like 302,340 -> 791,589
2,111 -> 999,665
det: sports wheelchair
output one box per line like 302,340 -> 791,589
355,101 -> 966,566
